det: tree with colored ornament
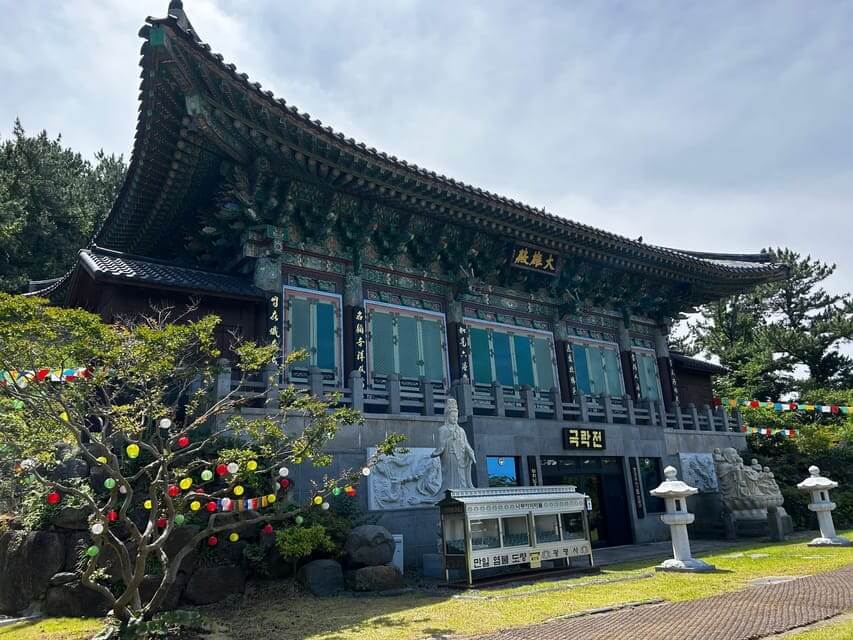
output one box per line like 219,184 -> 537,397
0,293 -> 403,631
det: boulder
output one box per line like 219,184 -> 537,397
345,525 -> 395,567
44,581 -> 112,617
348,565 -> 405,592
163,525 -> 200,573
0,530 -> 65,615
140,573 -> 187,612
49,572 -> 78,586
183,565 -> 246,605
64,531 -> 91,571
49,457 -> 89,482
297,559 -> 344,597
52,506 -> 90,530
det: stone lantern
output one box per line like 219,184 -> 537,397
797,466 -> 851,547
649,466 -> 716,572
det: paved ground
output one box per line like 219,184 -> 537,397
592,537 -> 742,567
472,563 -> 853,640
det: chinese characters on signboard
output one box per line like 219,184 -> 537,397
510,244 -> 559,275
458,324 -> 471,381
352,305 -> 366,378
629,457 -> 645,519
562,427 -> 606,451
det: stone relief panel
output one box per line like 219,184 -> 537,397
367,447 -> 442,511
678,453 -> 719,493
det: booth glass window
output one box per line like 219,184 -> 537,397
442,513 -> 466,555
635,351 -> 662,401
501,516 -> 530,547
640,457 -> 665,513
561,512 -> 585,540
467,322 -> 557,391
470,519 -> 500,550
534,514 -> 561,544
367,305 -> 448,385
487,456 -> 520,487
571,340 -> 624,396
284,288 -> 341,382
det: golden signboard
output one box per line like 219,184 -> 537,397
510,244 -> 559,275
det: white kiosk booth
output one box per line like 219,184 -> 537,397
438,486 -> 594,585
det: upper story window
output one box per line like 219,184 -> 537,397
570,339 -> 624,397
283,286 -> 342,383
634,349 -> 662,401
367,303 -> 448,386
467,320 -> 557,392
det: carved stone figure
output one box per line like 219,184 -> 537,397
366,447 -> 442,511
432,398 -> 476,498
713,447 -> 785,519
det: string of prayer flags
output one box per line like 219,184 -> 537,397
1,367 -> 92,388
718,397 -> 850,415
742,426 -> 800,437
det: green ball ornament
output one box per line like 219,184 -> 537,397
201,470 -> 214,482
174,514 -> 186,525
332,487 -> 341,496
104,478 -> 116,490
86,545 -> 100,557
295,515 -> 304,525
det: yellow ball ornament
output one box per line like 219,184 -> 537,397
59,412 -> 69,422
233,485 -> 245,496
190,500 -> 201,512
179,477 -> 193,491
267,494 -> 276,504
247,460 -> 258,471
96,456 -> 108,465
126,444 -> 140,459
229,533 -> 240,543
313,495 -> 323,506
143,500 -> 153,510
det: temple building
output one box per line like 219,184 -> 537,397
38,2 -> 786,565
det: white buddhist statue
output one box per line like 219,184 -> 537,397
432,398 -> 476,497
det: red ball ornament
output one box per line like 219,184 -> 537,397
206,501 -> 217,513
207,536 -> 218,546
215,464 -> 228,477
279,478 -> 290,489
107,511 -> 119,522
167,485 -> 180,497
47,491 -> 61,505
346,487 -> 357,497
156,518 -> 168,528
177,435 -> 190,448
262,524 -> 274,535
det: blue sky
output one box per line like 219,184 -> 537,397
1,0 -> 851,296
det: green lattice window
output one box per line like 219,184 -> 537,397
571,340 -> 624,397
367,305 -> 448,384
284,287 -> 341,382
467,322 -> 557,392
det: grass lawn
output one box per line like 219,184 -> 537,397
2,532 -> 850,640
0,618 -> 103,640
206,532 -> 853,640
787,614 -> 853,640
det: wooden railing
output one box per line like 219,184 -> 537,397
216,364 -> 743,432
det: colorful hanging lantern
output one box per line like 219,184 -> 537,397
261,524 -> 274,535
321,501 -> 330,511
295,515 -> 304,525
206,501 -> 217,513
104,478 -> 116,490
233,485 -> 245,496
267,494 -> 277,504
226,462 -> 239,474
228,532 -> 240,543
344,485 -> 356,497
279,478 -> 290,489
157,518 -> 168,528
332,487 -> 341,496
215,464 -> 228,477
312,495 -> 323,506
46,491 -> 61,505
247,460 -> 258,471
126,443 -> 140,459
96,456 -> 108,464
167,485 -> 180,497
201,469 -> 214,482
278,466 -> 289,478
118,485 -> 128,495
174,514 -> 186,525
107,511 -> 119,522
190,501 -> 201,512
143,500 -> 153,510
179,477 -> 193,491
207,536 -> 218,546
293,457 -> 303,465
86,545 -> 100,557
159,418 -> 172,429
361,467 -> 371,477
177,435 -> 190,448
90,522 -> 105,536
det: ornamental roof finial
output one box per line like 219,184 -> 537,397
167,0 -> 199,41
